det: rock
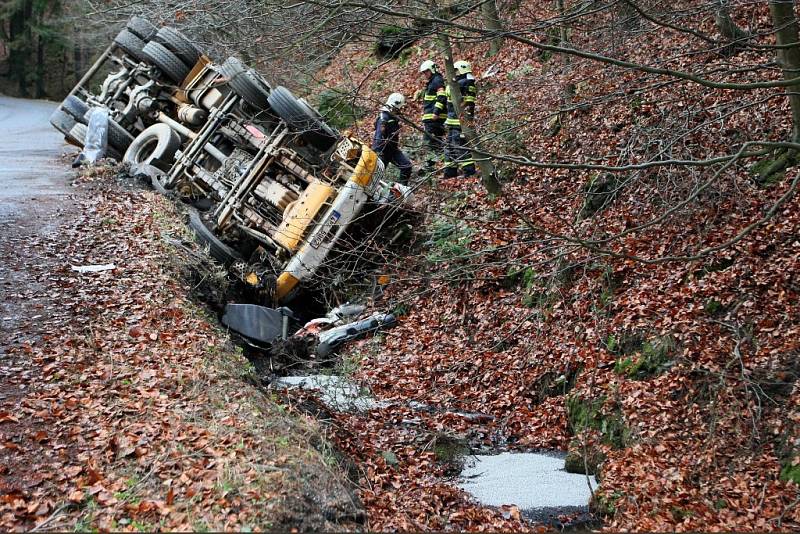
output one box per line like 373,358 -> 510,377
432,432 -> 469,475
564,445 -> 605,476
381,450 -> 399,466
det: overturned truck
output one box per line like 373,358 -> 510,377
52,16 -> 409,308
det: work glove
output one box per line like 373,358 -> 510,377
413,89 -> 423,101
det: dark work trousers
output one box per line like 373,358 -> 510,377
444,128 -> 476,178
423,120 -> 446,158
379,148 -> 412,184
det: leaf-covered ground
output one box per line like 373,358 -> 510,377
0,169 -> 360,531
307,1 -> 800,530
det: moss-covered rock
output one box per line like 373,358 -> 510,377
590,490 -> 623,517
612,334 -> 677,380
579,173 -> 619,220
564,444 -> 605,475
749,147 -> 797,186
566,394 -> 630,448
431,432 -> 469,476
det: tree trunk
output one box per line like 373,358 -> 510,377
555,0 -> 571,64
8,0 -> 31,97
481,0 -> 504,56
36,25 -> 45,98
769,0 -> 800,142
440,34 -> 503,196
715,0 -> 750,53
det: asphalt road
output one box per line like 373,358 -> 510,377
0,95 -> 76,357
0,96 -> 73,223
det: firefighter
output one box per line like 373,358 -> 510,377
444,60 -> 477,179
372,92 -> 412,184
417,60 -> 447,166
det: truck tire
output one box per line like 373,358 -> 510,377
123,124 -> 181,171
142,41 -> 190,84
126,16 -> 157,41
153,27 -> 201,68
219,57 -> 271,111
114,28 -> 148,63
84,108 -> 135,152
67,122 -> 87,147
187,208 -> 243,265
62,95 -> 89,123
65,122 -> 121,159
50,108 -> 77,135
268,86 -> 338,151
108,119 -> 135,152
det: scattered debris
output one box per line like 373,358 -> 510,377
317,312 -> 397,357
272,375 -> 388,412
70,263 -> 115,273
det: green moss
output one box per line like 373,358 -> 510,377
392,302 -> 410,316
671,507 -> 695,521
605,334 -> 618,353
566,394 -> 629,448
750,148 -> 797,186
431,433 -> 469,476
704,299 -> 723,315
591,490 -> 623,517
379,25 -> 404,37
424,218 -> 475,264
579,173 -> 619,219
614,334 -> 677,379
564,445 -> 605,475
780,459 -> 800,484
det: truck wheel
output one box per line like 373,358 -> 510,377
267,86 -> 338,151
142,41 -> 190,84
124,124 -> 181,171
84,108 -> 135,152
154,27 -> 201,68
187,208 -> 243,265
108,119 -> 135,152
219,57 -> 271,111
113,28 -> 148,63
126,16 -> 157,41
67,122 -> 87,148
50,108 -> 76,135
62,95 -> 89,123
65,122 -> 121,159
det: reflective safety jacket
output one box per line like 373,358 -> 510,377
445,73 -> 477,129
372,109 -> 401,154
422,72 -> 446,123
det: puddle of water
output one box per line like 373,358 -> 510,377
459,452 -> 597,516
272,374 -> 390,412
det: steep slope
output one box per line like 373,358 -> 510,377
304,1 -> 800,530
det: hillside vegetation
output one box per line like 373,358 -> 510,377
301,0 -> 800,530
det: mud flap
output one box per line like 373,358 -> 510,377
222,303 -> 294,343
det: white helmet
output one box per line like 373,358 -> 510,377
454,60 -> 472,75
419,60 -> 437,74
385,92 -> 406,110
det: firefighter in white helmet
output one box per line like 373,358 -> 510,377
444,60 -> 477,178
417,60 -> 447,166
372,92 -> 412,184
